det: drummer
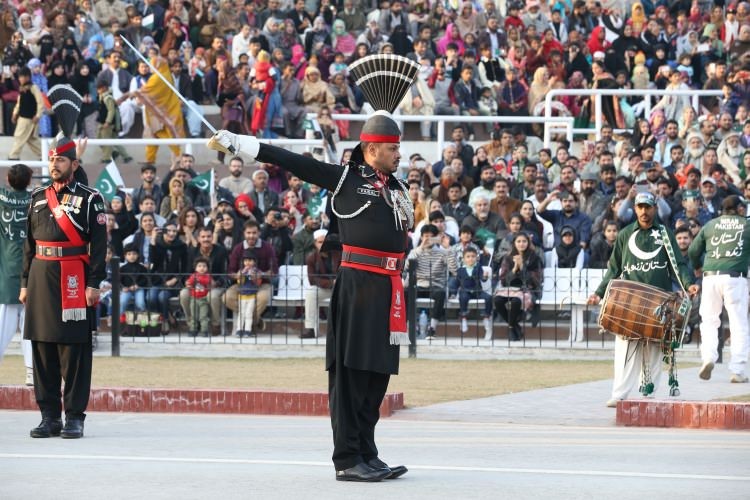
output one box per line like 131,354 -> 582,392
587,192 -> 699,408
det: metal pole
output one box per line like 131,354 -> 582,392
407,258 -> 417,358
595,95 -> 602,141
110,256 -> 121,357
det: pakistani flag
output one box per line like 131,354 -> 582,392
95,161 -> 125,202
188,169 -> 216,207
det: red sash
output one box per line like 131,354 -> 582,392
45,187 -> 89,322
340,245 -> 409,345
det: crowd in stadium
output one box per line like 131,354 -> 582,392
1,0 -> 749,339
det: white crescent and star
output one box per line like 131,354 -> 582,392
100,179 -> 113,194
628,230 -> 662,260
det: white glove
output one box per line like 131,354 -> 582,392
207,130 -> 260,159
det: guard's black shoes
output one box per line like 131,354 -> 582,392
30,418 -> 63,438
335,462 -> 391,482
368,457 -> 408,479
60,419 -> 84,439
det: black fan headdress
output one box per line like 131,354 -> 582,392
348,54 -> 420,143
47,84 -> 83,159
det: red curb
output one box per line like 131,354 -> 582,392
616,400 -> 750,429
0,386 -> 404,418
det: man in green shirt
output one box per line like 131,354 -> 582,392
588,192 -> 698,407
0,164 -> 34,385
688,195 -> 750,383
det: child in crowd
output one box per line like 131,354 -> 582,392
97,245 -> 115,325
234,250 -> 262,337
456,247 -> 493,339
185,256 -> 212,336
96,80 -> 132,163
120,243 -> 149,315
8,67 -> 43,161
478,86 -> 498,132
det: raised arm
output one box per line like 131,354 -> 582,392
208,132 -> 344,191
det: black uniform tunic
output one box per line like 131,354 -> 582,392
22,181 -> 107,343
256,144 -> 409,376
256,143 -> 412,470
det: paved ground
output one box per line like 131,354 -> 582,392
1,411 -> 748,500
397,366 -> 750,426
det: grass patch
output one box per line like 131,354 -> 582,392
0,356 -> 612,407
721,394 -> 750,402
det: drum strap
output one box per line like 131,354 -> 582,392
659,226 -> 690,317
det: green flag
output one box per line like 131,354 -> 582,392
188,169 -> 216,207
95,161 -> 125,202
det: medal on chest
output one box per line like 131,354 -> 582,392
60,194 -> 83,215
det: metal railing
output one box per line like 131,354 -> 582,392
104,261 -> 618,356
329,113 -> 574,151
543,88 -> 723,141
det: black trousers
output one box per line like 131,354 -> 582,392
328,365 -> 390,470
494,296 -> 522,327
32,340 -> 92,420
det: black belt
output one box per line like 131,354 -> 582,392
703,270 -> 747,278
341,250 -> 405,271
36,245 -> 88,258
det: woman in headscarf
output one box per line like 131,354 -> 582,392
304,16 -> 332,57
560,70 -> 586,117
648,108 -> 667,142
71,60 -> 98,138
436,23 -> 465,56
160,178 -> 192,220
300,65 -> 334,114
328,71 -> 358,139
631,118 -> 657,150
17,12 -> 44,58
135,55 -> 184,165
262,17 -> 283,52
586,26 -> 610,55
82,33 -> 105,64
212,55 -> 247,161
331,19 -> 355,58
586,59 -> 624,128
26,58 -> 51,137
3,31 -> 33,68
278,19 -> 301,60
612,23 -> 643,55
455,2 -> 477,38
527,67 -> 555,114
628,2 -> 648,35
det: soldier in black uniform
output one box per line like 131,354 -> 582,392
21,135 -> 106,439
209,78 -> 416,480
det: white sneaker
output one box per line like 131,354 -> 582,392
699,362 -> 714,380
606,398 -> 621,408
730,373 -> 749,383
460,318 -> 468,333
483,318 -> 492,340
25,367 -> 33,386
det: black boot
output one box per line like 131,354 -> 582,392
61,418 -> 85,439
30,417 -> 63,438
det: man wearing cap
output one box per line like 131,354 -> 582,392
689,195 -> 750,384
21,135 -> 107,439
589,192 -> 697,407
209,109 -> 412,480
671,189 -> 712,228
700,176 -> 723,217
302,229 -> 341,339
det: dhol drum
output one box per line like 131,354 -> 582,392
598,279 -> 690,342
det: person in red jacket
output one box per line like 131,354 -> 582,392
184,256 -> 212,336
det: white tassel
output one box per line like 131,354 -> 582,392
62,308 -> 87,322
390,331 -> 411,345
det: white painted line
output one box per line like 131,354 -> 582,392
0,453 -> 748,482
